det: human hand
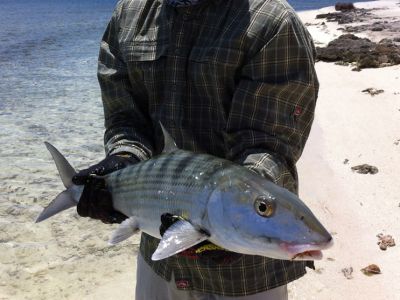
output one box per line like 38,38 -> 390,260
72,154 -> 139,224
159,213 -> 242,264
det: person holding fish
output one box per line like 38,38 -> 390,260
68,0 -> 322,299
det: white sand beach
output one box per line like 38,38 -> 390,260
291,1 -> 400,299
1,1 -> 399,299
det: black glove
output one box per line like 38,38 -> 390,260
72,153 -> 139,224
159,213 -> 242,264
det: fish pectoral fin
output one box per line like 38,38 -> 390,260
108,217 -> 139,245
151,220 -> 209,261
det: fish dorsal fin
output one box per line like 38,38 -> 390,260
152,220 -> 209,261
108,217 -> 140,245
159,122 -> 178,154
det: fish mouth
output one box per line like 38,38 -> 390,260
280,239 -> 333,261
291,250 -> 323,260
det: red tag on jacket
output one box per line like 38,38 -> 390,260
175,279 -> 191,289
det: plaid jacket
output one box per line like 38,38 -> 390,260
98,0 -> 319,296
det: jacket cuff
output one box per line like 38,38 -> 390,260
239,151 -> 298,194
106,140 -> 151,161
241,152 -> 282,184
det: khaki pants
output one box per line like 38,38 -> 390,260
135,253 -> 288,300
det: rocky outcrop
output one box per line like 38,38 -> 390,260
344,20 -> 400,34
315,5 -> 400,43
316,8 -> 372,24
316,34 -> 400,69
335,2 -> 356,12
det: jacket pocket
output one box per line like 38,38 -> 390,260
121,40 -> 168,62
121,40 -> 168,84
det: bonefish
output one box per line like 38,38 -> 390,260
36,125 -> 332,261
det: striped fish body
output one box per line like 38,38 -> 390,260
107,149 -> 229,239
37,128 -> 332,261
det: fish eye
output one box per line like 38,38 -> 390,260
254,196 -> 276,218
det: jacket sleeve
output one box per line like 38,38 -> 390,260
98,3 -> 154,160
226,11 -> 319,194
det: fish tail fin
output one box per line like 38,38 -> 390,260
35,142 -> 81,223
44,142 -> 76,188
35,190 -> 77,223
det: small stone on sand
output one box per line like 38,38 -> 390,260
327,257 -> 336,261
362,88 -> 384,96
351,164 -> 379,174
361,264 -> 381,276
377,233 -> 395,250
342,267 -> 354,279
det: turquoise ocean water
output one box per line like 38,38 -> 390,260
0,0 -> 372,176
0,0 -> 370,122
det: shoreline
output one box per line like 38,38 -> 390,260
1,1 -> 399,299
299,0 -> 400,46
291,0 -> 400,299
